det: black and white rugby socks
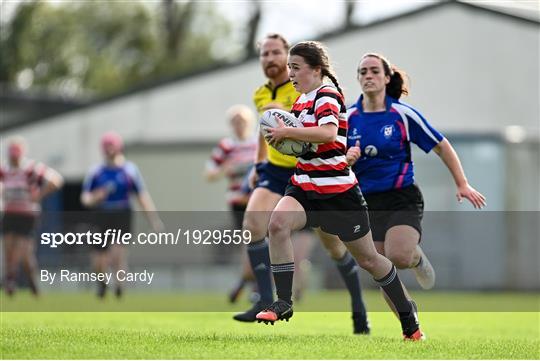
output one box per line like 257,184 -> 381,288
271,262 -> 294,305
375,265 -> 413,317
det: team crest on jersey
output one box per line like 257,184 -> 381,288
364,145 -> 378,157
382,125 -> 394,139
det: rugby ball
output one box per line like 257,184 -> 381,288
259,109 -> 313,156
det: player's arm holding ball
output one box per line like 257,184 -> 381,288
265,118 -> 337,145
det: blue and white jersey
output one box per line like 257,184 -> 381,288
347,95 -> 444,195
82,161 -> 145,210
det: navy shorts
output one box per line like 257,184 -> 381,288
364,183 -> 424,242
255,162 -> 295,196
284,184 -> 370,242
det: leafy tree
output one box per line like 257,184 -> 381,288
0,0 -> 236,98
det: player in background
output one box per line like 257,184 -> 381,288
81,131 -> 163,298
1,136 -> 64,296
345,53 -> 486,299
204,105 -> 258,303
257,41 -> 424,340
235,33 -> 370,335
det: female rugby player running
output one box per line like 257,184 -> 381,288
257,42 -> 424,340
346,53 -> 486,294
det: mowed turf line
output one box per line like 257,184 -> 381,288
1,310 -> 538,359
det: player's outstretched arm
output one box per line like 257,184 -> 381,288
433,138 -> 487,209
136,191 -> 165,232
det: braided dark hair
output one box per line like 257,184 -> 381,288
289,41 -> 343,96
361,53 -> 409,99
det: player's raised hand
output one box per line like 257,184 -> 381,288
346,140 -> 361,166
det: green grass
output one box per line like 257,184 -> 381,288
2,290 -> 538,312
1,292 -> 539,359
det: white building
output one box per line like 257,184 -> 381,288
2,1 -> 538,289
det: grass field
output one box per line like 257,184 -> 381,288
1,291 -> 539,359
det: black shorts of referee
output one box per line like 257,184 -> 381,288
363,183 -> 424,243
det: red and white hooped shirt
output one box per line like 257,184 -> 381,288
207,137 -> 256,205
0,160 -> 47,215
290,85 -> 357,198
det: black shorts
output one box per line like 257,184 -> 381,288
1,213 -> 37,238
284,184 -> 370,242
92,210 -> 132,252
364,184 -> 424,242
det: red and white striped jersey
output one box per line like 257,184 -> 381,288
207,137 -> 257,205
0,159 -> 47,215
290,85 -> 357,198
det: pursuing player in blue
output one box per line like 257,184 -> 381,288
346,53 -> 486,293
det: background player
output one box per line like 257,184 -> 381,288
81,131 -> 163,298
205,104 -> 258,303
1,136 -> 64,296
345,53 -> 486,294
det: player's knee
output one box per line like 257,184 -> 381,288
242,214 -> 266,240
387,253 -> 413,269
268,214 -> 291,239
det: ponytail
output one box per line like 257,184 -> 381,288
323,69 -> 344,97
386,67 -> 408,99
